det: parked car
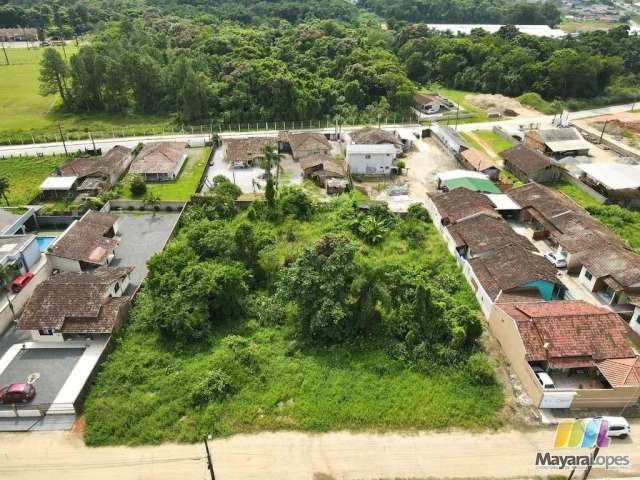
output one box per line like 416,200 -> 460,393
0,383 -> 36,404
11,272 -> 34,293
544,252 -> 567,269
532,366 -> 555,389
595,416 -> 630,438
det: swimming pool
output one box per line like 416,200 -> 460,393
36,236 -> 56,252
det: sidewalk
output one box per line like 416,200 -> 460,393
0,427 -> 639,479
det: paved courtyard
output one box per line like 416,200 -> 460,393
0,347 -> 84,409
110,213 -> 180,287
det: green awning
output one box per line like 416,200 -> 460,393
442,177 -> 501,194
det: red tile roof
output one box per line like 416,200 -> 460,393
497,301 -> 637,367
597,357 -> 640,387
461,148 -> 497,173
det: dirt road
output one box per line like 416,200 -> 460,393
1,427 -> 639,480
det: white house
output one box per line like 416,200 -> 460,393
0,235 -> 41,273
346,144 -> 398,176
129,142 -> 188,182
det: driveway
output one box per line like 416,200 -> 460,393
0,427 -> 639,479
404,137 -> 459,198
111,213 -> 180,287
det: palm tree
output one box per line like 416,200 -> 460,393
255,144 -> 284,190
0,176 -> 10,205
0,263 -> 20,320
143,194 -> 161,217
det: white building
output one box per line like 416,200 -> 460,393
346,144 -> 398,176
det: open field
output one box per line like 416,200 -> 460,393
557,20 -> 622,33
0,154 -> 65,205
83,195 -> 503,445
434,88 -> 489,124
0,47 -> 174,143
462,130 -> 513,155
119,147 -> 210,201
551,180 -> 640,252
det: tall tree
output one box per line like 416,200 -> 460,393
39,48 -> 69,102
0,176 -> 9,205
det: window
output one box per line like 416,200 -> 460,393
38,328 -> 54,336
584,270 -> 593,281
365,154 -> 371,159
114,282 -> 120,293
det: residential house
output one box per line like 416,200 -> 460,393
299,154 -> 345,187
224,137 -> 276,168
489,301 -> 640,409
523,128 -> 590,158
346,144 -> 398,176
17,267 -> 133,342
428,188 -> 500,226
0,28 -> 38,41
460,148 -> 500,180
39,176 -> 81,200
348,128 -> 403,153
278,131 -> 331,160
579,163 -> 640,208
42,146 -> 133,197
0,235 -> 40,273
0,207 -> 38,235
47,210 -> 119,272
394,128 -> 418,152
129,142 -> 188,181
413,92 -> 453,114
436,170 -> 501,193
431,125 -> 471,156
501,144 -> 560,183
326,178 -> 349,195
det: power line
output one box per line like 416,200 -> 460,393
0,456 -> 205,472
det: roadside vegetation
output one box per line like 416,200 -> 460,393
551,180 -> 640,252
0,154 -> 65,205
83,173 -> 503,445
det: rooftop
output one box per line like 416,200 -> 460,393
224,137 -> 276,164
56,146 -> 131,179
497,301 -> 638,373
130,142 -> 187,175
40,176 -> 78,191
447,213 -> 534,256
501,145 -> 551,175
461,148 -> 498,172
17,267 -> 132,334
429,187 -> 498,225
283,132 -> 331,155
47,210 -> 119,265
349,128 -> 402,147
442,177 -> 501,194
579,163 -> 640,191
347,144 -> 398,154
0,235 -> 36,264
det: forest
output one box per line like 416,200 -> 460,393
4,0 -> 640,123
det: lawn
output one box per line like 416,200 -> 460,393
0,47 -> 175,144
557,21 -> 622,33
433,88 -> 490,124
119,147 -> 210,201
83,195 -> 503,445
474,130 -> 514,153
0,153 -> 65,205
551,180 -> 640,252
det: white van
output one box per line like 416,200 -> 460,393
597,416 -> 630,438
532,366 -> 555,389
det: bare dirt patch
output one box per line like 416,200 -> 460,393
465,94 -> 541,118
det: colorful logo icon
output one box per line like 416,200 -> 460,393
554,419 -> 611,449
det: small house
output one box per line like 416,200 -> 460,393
523,128 -> 590,158
436,170 -> 501,194
460,148 -> 500,180
579,163 -> 640,208
299,154 -> 345,187
348,128 -> 403,153
224,137 -> 276,168
431,125 -> 471,155
278,132 -> 331,160
0,235 -> 40,273
413,92 -> 452,115
129,142 -> 188,181
346,144 -> 398,176
501,145 -> 559,183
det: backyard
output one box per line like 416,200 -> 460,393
83,191 -> 503,445
0,47 -> 173,144
0,153 -> 66,205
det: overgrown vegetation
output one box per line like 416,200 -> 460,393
84,181 -> 502,445
0,154 -> 65,205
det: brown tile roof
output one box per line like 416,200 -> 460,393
284,132 -> 331,157
17,267 -> 133,334
224,137 -> 276,165
48,211 -> 119,265
130,142 -> 187,175
414,92 -> 440,106
447,213 -> 534,256
57,146 -> 131,180
461,148 -> 498,172
497,301 -> 638,369
501,145 -> 551,175
581,247 -> 640,288
597,357 -> 640,387
350,128 -> 402,146
429,187 -> 499,225
468,244 -> 560,301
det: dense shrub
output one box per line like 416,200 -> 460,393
278,186 -> 314,220
466,353 -> 497,385
129,175 -> 147,197
191,368 -> 233,406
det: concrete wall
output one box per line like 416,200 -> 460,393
570,386 -> 640,409
31,330 -> 64,342
631,307 -> 640,335
348,152 -> 394,175
560,171 -> 607,204
106,200 -> 187,212
47,254 -> 82,273
578,265 -> 598,292
22,237 -> 41,271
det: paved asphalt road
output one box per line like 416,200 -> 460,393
0,104 -> 635,159
0,427 -> 639,480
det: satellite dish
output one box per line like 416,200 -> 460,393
27,373 -> 40,384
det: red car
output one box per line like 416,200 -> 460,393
0,383 -> 36,404
11,272 -> 34,293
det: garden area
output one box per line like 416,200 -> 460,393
0,153 -> 66,205
551,180 -> 640,252
83,179 -> 503,445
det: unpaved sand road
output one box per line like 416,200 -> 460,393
1,427 -> 639,480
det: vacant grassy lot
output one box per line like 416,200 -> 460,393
0,47 -> 174,143
474,130 -> 513,153
0,154 -> 65,205
434,88 -> 490,124
551,180 -> 640,252
120,147 -> 210,201
83,195 -> 503,445
557,21 -> 622,33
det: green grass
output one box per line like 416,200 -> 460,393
474,130 -> 514,153
0,154 -> 65,205
551,180 -> 640,252
557,20 -> 622,33
0,47 -> 175,144
433,88 -> 490,123
120,148 -> 210,201
517,92 -> 558,115
83,201 -> 503,445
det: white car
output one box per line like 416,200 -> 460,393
532,366 -> 555,389
596,416 -> 630,438
544,252 -> 567,269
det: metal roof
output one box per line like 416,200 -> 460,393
40,176 -> 78,190
579,163 -> 640,191
436,170 -> 489,182
442,177 -> 501,194
486,194 -> 521,211
347,144 -> 397,154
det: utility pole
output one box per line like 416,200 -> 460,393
454,103 -> 460,131
581,446 -> 600,480
203,435 -> 216,480
599,119 -> 608,144
58,124 -> 68,157
1,40 -> 9,65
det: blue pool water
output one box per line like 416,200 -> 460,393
36,236 -> 56,252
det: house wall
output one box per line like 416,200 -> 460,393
487,307 -> 545,407
21,237 -> 41,271
570,386 -> 640,409
532,166 -> 561,183
31,330 -> 64,342
47,254 -> 82,273
348,152 -> 395,175
171,152 -> 188,179
523,133 -> 545,153
631,307 -> 640,335
522,280 -> 557,301
578,266 -> 598,292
